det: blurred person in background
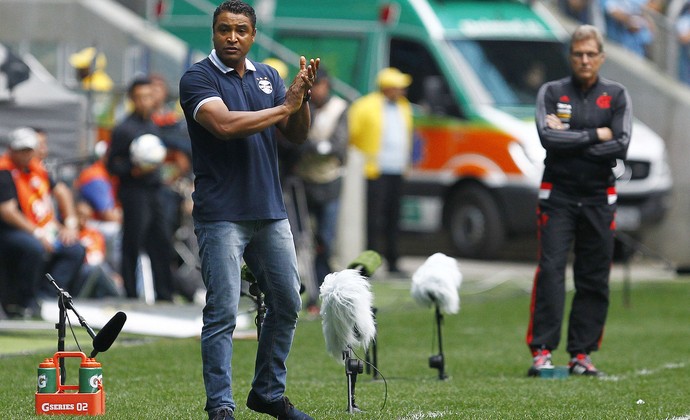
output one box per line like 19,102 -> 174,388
281,67 -> 349,313
30,127 -> 82,232
349,67 -> 413,276
107,77 -> 174,302
602,0 -> 655,58
75,140 -> 123,274
676,0 -> 690,85
560,0 -> 594,23
149,73 -> 193,238
75,141 -> 122,224
149,72 -> 199,302
69,47 -> 117,141
0,127 -> 85,318
72,200 -> 124,298
527,25 -> 632,378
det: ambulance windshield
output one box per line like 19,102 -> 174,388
450,39 -> 570,107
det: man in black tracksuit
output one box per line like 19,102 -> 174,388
107,77 -> 174,301
526,25 -> 632,377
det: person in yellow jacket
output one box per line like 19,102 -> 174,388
69,47 -> 114,93
69,47 -> 117,138
349,67 -> 413,274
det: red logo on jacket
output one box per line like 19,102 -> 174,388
596,94 -> 611,109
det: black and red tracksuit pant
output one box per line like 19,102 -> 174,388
526,198 -> 615,356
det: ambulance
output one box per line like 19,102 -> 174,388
162,0 -> 672,258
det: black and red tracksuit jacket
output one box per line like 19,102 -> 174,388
535,75 -> 632,205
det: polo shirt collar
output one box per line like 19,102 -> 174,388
209,50 -> 256,74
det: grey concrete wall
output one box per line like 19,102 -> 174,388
601,45 -> 690,267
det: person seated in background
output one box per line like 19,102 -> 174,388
75,141 -> 122,224
559,0 -> 593,23
74,140 -> 123,272
29,128 -> 85,235
603,0 -> 655,58
72,200 -> 124,299
0,127 -> 85,318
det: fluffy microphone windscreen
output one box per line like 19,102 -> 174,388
319,269 -> 376,360
411,253 -> 462,314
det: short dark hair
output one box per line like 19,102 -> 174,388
127,76 -> 151,97
213,0 -> 256,29
315,67 -> 329,84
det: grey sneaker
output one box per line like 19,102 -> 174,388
569,354 -> 602,376
528,348 -> 554,377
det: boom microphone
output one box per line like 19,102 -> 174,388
90,311 -> 127,358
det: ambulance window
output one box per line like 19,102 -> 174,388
276,33 -> 366,97
449,39 -> 569,106
389,38 -> 463,118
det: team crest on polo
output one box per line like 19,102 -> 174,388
257,77 -> 273,94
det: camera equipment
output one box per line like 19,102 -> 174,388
240,264 -> 265,340
410,253 -> 461,380
321,251 -> 385,414
347,250 -> 382,379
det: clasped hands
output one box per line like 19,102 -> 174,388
285,56 -> 320,113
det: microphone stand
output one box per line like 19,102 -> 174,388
429,303 -> 448,380
343,346 -> 363,413
249,284 -> 265,341
364,307 -> 378,379
351,263 -> 379,380
46,274 -> 97,384
337,250 -> 382,412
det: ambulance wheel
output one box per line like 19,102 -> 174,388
446,185 -> 505,259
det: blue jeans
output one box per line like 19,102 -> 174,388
309,198 -> 339,304
0,228 -> 85,308
195,219 -> 302,414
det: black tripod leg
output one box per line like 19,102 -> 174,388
344,348 -> 363,413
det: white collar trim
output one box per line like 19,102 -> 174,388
209,50 -> 256,74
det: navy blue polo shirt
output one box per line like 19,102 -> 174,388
179,51 -> 288,222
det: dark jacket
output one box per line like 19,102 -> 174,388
535,75 -> 632,203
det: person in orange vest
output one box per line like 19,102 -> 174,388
0,127 -> 85,319
71,200 -> 124,298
